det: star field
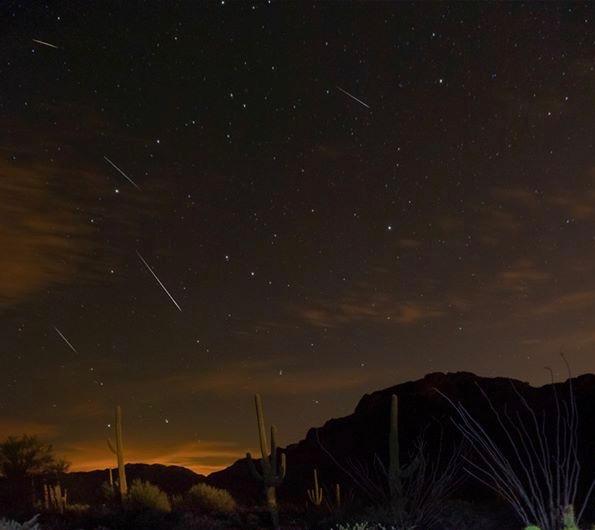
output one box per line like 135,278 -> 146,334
1,2 -> 595,473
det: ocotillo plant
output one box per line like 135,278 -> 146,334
307,468 -> 323,507
246,393 -> 286,529
107,405 -> 128,498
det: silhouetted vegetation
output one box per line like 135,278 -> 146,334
1,372 -> 594,529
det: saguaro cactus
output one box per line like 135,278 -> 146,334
388,394 -> 402,501
107,405 -> 128,498
334,483 -> 341,510
307,468 -> 323,507
388,394 -> 419,513
246,393 -> 286,529
44,483 -> 67,513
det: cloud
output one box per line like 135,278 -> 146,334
534,290 -> 595,316
140,358 -> 389,398
398,238 -> 421,249
298,294 -> 442,329
0,418 -> 58,437
0,137 -> 160,309
495,259 -> 552,292
0,160 -> 95,306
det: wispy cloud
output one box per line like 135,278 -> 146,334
534,289 -> 595,316
297,291 -> 443,329
0,161 -> 95,306
495,259 -> 552,292
0,418 -> 58,437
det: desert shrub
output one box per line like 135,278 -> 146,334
99,481 -> 117,503
172,512 -> 229,530
184,483 -> 236,515
433,499 -> 506,530
331,522 -> 396,530
125,479 -> 171,513
64,503 -> 89,513
0,515 -> 40,530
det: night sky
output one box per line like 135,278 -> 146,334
2,2 -> 595,474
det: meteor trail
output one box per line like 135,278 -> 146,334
32,39 -> 59,49
103,156 -> 141,190
336,86 -> 370,109
54,327 -> 78,353
136,251 -> 182,312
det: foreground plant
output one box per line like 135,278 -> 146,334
440,356 -> 595,530
523,504 -> 594,530
43,482 -> 68,513
246,393 -> 286,529
107,405 -> 128,500
125,479 -> 171,512
185,483 -> 237,514
318,393 -> 461,528
0,515 -> 40,530
307,468 -> 324,507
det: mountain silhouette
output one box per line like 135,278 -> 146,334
62,371 -> 595,521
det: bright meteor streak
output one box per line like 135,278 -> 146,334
103,156 -> 141,190
54,327 -> 78,353
136,251 -> 182,312
336,86 -> 370,109
32,39 -> 59,49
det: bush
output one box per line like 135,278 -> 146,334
184,483 -> 236,515
331,522 -> 388,530
434,499 -> 506,530
125,479 -> 171,513
172,513 -> 229,530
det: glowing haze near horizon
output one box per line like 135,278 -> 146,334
2,3 -> 595,475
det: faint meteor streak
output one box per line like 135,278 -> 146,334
136,251 -> 182,312
54,327 -> 78,353
32,39 -> 59,49
336,86 -> 370,109
103,156 -> 141,190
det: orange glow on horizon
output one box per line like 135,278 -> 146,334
57,440 -> 249,477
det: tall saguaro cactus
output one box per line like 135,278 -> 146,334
388,394 -> 403,501
388,394 -> 419,514
107,405 -> 128,498
246,394 -> 286,529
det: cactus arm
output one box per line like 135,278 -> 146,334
279,452 -> 287,481
255,394 -> 270,458
270,425 -> 278,472
246,452 -> 263,481
108,405 -> 128,498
